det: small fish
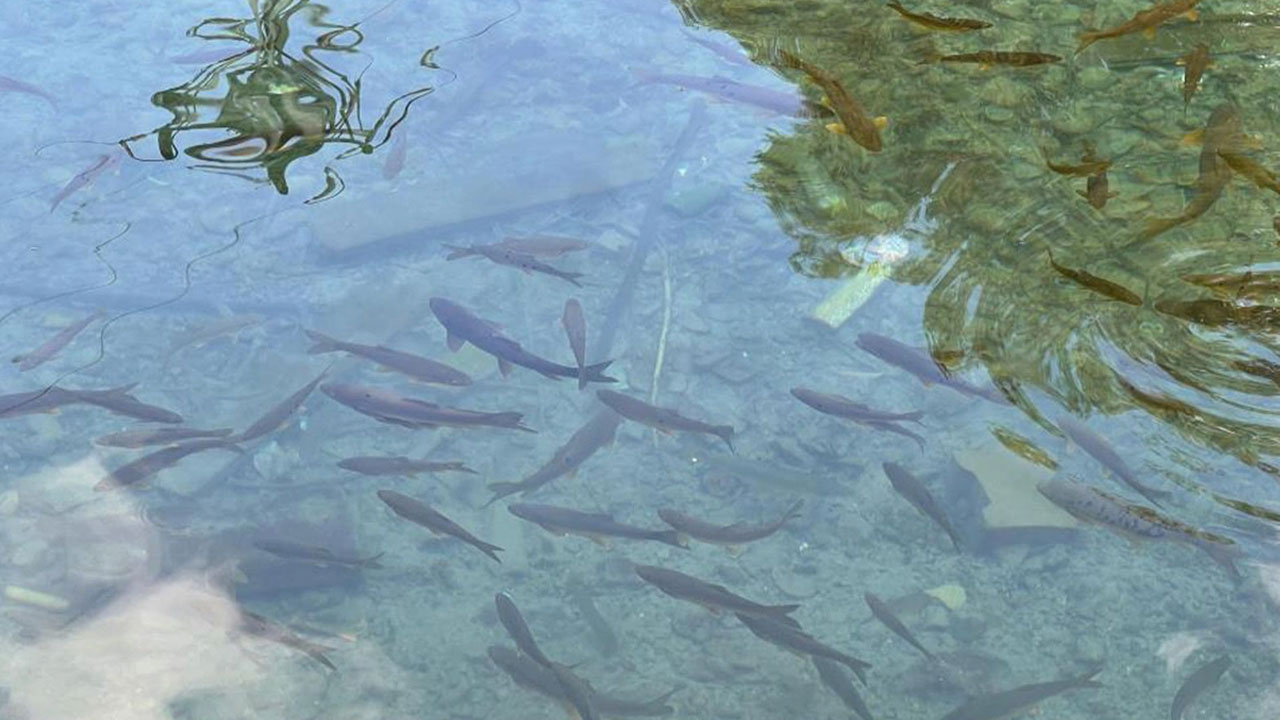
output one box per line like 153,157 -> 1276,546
1043,148 -> 1111,177
447,236 -> 589,259
1079,169 -> 1118,209
14,310 -> 105,371
562,299 -> 588,389
72,385 -> 185,423
489,645 -> 678,717
1179,43 -> 1211,106
509,503 -> 688,549
814,657 -> 875,720
495,592 -> 554,667
239,610 -> 337,671
1182,269 -> 1280,300
658,500 -> 803,548
856,333 -> 1008,404
337,456 -> 475,476
864,592 -> 934,660
234,370 -> 327,443
1217,151 -> 1280,194
597,389 -> 734,450
887,2 -> 991,31
682,30 -> 751,65
1057,415 -> 1171,507
94,426 -> 234,448
881,462 -> 964,551
485,408 -> 621,504
304,329 -> 471,386
778,50 -> 884,152
634,564 -> 800,619
1171,655 -> 1230,720
990,426 -> 1058,470
941,665 -> 1102,720
252,539 -> 384,568
734,612 -> 872,683
0,73 -> 57,108
631,70 -> 811,116
1047,250 -> 1142,305
167,314 -> 263,356
444,243 -> 584,287
1155,298 -> 1280,329
430,298 -> 616,383
791,387 -> 925,449
1142,104 -> 1240,239
322,382 -> 534,432
937,51 -> 1061,67
377,489 -> 503,563
95,438 -> 241,491
49,154 -> 120,212
1078,0 -> 1202,53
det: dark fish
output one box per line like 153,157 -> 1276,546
487,646 -> 676,717
509,503 -> 688,549
495,592 -> 554,667
443,243 -> 584,286
1182,269 -> 1280,301
447,235 -> 588,259
940,666 -> 1102,720
562,299 -> 588,389
778,50 -> 884,152
881,462 -> 963,551
734,612 -> 871,683
95,438 -> 241,491
14,310 -> 105,371
485,408 -> 621,504
94,426 -> 234,448
0,73 -> 57,108
1057,415 -> 1170,507
1047,250 -> 1142,305
856,333 -> 1008,404
631,70 -> 809,116
597,389 -> 734,450
235,370 -> 327,442
814,657 -> 875,720
1171,655 -> 1230,720
304,329 -> 471,386
887,1 -> 991,31
322,382 -> 534,432
252,539 -> 384,569
1079,169 -> 1117,209
429,298 -> 615,383
337,456 -> 475,476
73,386 -> 185,423
548,662 -> 603,720
1078,0 -> 1201,52
50,154 -> 120,212
1155,298 -> 1280,330
239,610 -> 336,671
1043,145 -> 1111,177
1217,150 -> 1280,194
376,489 -> 503,562
1142,104 -> 1240,239
1179,43 -> 1211,106
937,51 -> 1061,67
657,500 -> 802,548
864,592 -> 934,660
791,387 -> 925,449
1037,478 -> 1241,577
634,564 -> 800,619
568,586 -> 619,658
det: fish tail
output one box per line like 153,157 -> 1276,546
769,602 -> 802,616
478,541 -> 505,563
303,329 -> 340,354
783,499 -> 805,520
362,552 -> 386,569
450,462 -> 479,474
715,425 -> 735,452
484,483 -> 522,506
442,244 -> 474,260
582,359 -> 616,383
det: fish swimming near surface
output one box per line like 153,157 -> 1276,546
881,462 -> 964,551
1077,0 -> 1201,53
777,50 -> 885,152
631,70 -> 813,117
167,313 -> 263,357
814,657 -> 875,720
562,298 -> 588,389
1179,43 -> 1211,106
377,489 -> 504,563
856,332 -> 1008,404
429,298 -> 616,383
95,437 -> 242,491
886,1 -> 991,31
95,426 -> 235,448
13,310 -> 106,371
658,500 -> 803,549
443,243 -> 584,286
864,592 -> 935,660
485,408 -> 621,504
734,612 -> 872,684
0,73 -> 57,108
1046,250 -> 1142,305
936,51 -> 1061,67
1142,104 -> 1241,239
1038,478 -> 1241,577
447,235 -> 589,259
234,370 -> 327,443
509,503 -> 688,549
634,564 -> 800,620
49,154 -> 120,212
488,646 -> 678,716
252,539 -> 384,569
597,389 -> 735,450
322,382 -> 535,432
495,592 -> 555,667
1056,415 -> 1171,507
940,665 -> 1102,720
304,329 -> 471,386
239,610 -> 337,671
1171,655 -> 1230,720
337,456 -> 475,476
0,384 -> 183,423
791,387 -> 926,449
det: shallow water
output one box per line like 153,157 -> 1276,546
0,0 -> 1278,718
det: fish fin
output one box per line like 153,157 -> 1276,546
1077,189 -> 1088,199
303,329 -> 339,354
715,425 -> 736,452
824,122 -> 848,135
483,484 -> 519,507
587,534 -> 613,548
10,354 -> 24,364
1180,128 -> 1205,146
1184,9 -> 1199,20
442,244 -> 470,260
362,552 -> 385,569
978,63 -> 992,70
724,544 -> 745,557
661,530 -> 690,549
497,358 -> 513,377
873,116 -> 888,130
445,331 -> 465,352
784,499 -> 805,519
1142,27 -> 1158,38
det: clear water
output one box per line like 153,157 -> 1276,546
0,0 -> 1277,718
